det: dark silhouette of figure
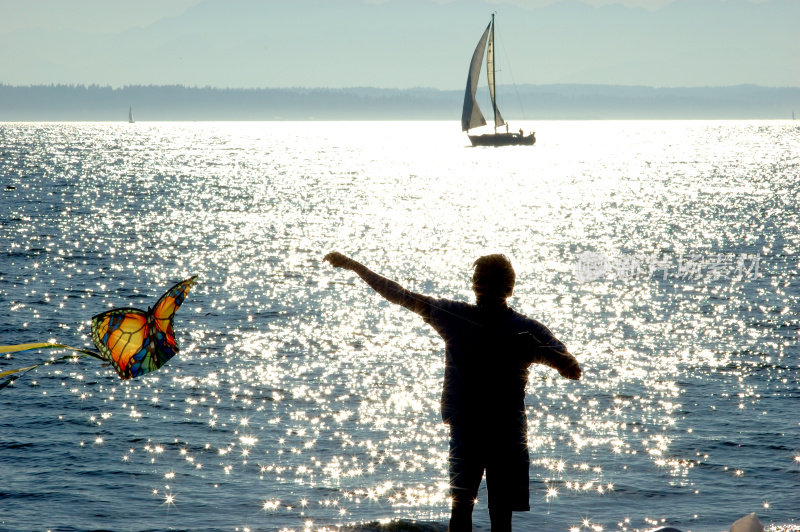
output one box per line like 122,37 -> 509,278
323,252 -> 581,531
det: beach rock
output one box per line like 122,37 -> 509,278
730,513 -> 764,532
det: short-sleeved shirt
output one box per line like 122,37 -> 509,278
424,298 -> 566,425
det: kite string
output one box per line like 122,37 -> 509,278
0,342 -> 102,358
0,343 -> 104,390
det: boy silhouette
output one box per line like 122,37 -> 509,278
324,252 -> 581,531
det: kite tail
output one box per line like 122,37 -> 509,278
0,343 -> 103,391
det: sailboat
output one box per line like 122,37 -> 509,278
128,106 -> 135,123
462,14 -> 535,146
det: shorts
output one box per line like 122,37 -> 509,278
448,421 -> 531,512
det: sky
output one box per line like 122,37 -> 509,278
0,0 -> 797,89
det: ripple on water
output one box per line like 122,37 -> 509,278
0,121 -> 798,531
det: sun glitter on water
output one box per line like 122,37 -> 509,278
1,121 -> 798,531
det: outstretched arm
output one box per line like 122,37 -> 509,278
544,347 -> 582,380
517,332 -> 582,380
324,252 -> 432,320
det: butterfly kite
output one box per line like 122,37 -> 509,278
0,276 -> 197,390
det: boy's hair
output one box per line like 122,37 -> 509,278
472,254 -> 515,298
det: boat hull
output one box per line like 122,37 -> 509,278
468,133 -> 535,146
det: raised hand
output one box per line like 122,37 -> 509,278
323,251 -> 355,270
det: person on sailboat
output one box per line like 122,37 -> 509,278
323,251 -> 581,532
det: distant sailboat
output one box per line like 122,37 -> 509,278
128,106 -> 135,123
462,14 -> 535,146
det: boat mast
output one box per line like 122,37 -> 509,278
490,13 -> 498,131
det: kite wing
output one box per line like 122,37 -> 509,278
151,275 -> 198,357
91,309 -> 149,379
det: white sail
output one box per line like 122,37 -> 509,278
128,106 -> 134,123
461,23 -> 491,132
486,19 -> 505,128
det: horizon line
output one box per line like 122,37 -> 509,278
3,82 -> 800,91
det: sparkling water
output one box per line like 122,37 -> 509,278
1,121 -> 798,531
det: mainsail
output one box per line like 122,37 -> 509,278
461,23 -> 490,131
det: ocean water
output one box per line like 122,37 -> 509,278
0,120 -> 798,532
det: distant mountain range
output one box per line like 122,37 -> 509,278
1,84 -> 798,121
